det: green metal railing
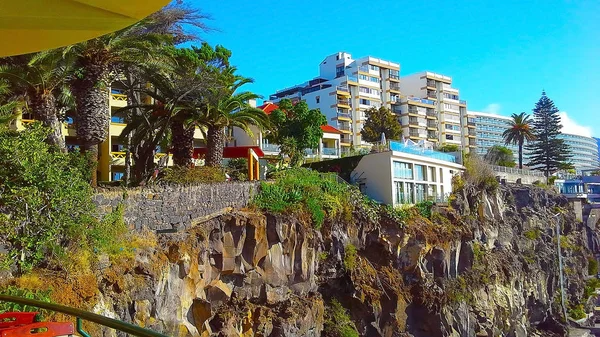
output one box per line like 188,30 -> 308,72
0,295 -> 168,337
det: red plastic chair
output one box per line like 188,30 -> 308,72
0,312 -> 38,330
1,322 -> 74,337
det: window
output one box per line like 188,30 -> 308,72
336,65 -> 344,77
359,87 -> 379,95
446,134 -> 454,140
394,161 -> 413,179
370,76 -> 380,83
415,184 -> 427,203
429,167 -> 436,182
369,65 -> 379,71
358,74 -> 369,81
414,164 -> 426,181
360,98 -> 371,106
316,96 -> 320,104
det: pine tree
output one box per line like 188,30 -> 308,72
526,91 -> 571,182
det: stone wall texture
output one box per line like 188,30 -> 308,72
93,182 -> 260,231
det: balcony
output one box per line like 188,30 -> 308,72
262,143 -> 281,153
358,65 -> 369,73
468,130 -> 476,136
336,112 -> 352,120
428,132 -> 438,139
337,99 -> 351,107
388,71 -> 400,80
427,122 -> 438,128
469,139 -> 477,146
426,110 -> 437,117
390,96 -> 402,104
347,75 -> 358,83
389,83 -> 400,91
322,148 -> 339,156
392,107 -> 403,115
110,92 -> 128,107
426,91 -> 437,99
336,85 -> 350,96
426,80 -> 436,88
459,99 -> 467,105
338,123 -> 352,133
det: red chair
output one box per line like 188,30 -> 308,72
0,312 -> 38,330
1,321 -> 74,337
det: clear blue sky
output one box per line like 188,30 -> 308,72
191,0 -> 599,136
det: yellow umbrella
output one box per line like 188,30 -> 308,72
0,0 -> 170,57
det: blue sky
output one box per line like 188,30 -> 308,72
191,0 -> 599,137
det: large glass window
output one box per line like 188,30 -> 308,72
429,167 -> 436,182
414,164 -> 426,181
415,184 -> 427,203
394,161 -> 413,179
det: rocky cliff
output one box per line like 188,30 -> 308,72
8,183 -> 590,337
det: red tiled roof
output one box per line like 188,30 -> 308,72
257,102 -> 278,115
320,125 -> 342,134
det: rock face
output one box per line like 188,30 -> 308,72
87,184 -> 588,337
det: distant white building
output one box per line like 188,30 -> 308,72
351,140 -> 464,205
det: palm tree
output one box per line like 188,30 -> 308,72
503,112 -> 536,169
54,23 -> 167,185
201,82 -> 268,167
0,54 -> 71,152
0,82 -> 19,128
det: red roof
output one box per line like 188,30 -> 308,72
321,125 -> 342,134
257,102 -> 279,115
193,146 -> 264,159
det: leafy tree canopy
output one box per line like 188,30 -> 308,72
438,144 -> 460,153
484,145 -> 516,168
361,106 -> 402,143
266,99 -> 326,166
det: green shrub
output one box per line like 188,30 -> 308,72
568,303 -> 587,320
325,299 -> 358,337
343,244 -> 357,271
463,155 -> 499,193
472,242 -> 484,262
0,286 -> 52,319
161,166 -> 226,184
90,203 -> 129,256
524,228 -> 541,240
253,168 -> 350,228
415,200 -> 434,219
318,252 -> 328,261
225,158 -> 248,181
589,258 -> 599,276
0,125 -> 96,273
385,205 -> 411,223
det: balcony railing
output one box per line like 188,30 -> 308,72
407,97 -> 435,105
358,65 -> 369,72
459,100 -> 467,105
491,165 -> 545,177
468,130 -> 476,136
347,75 -> 358,82
427,91 -> 437,99
426,110 -> 437,117
390,96 -> 402,104
322,148 -> 339,156
262,143 -> 280,152
392,108 -> 402,114
337,112 -> 352,119
337,85 -> 349,92
428,133 -> 438,139
426,80 -> 436,87
389,72 -> 400,80
389,83 -> 400,91
427,122 -> 438,128
337,99 -> 351,106
111,93 -> 127,101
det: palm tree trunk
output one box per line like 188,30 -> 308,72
206,126 -> 225,167
31,93 -> 66,153
518,140 -> 524,169
82,144 -> 99,187
170,121 -> 195,167
72,61 -> 110,187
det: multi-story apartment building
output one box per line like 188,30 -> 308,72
399,72 -> 471,150
12,84 -> 206,182
558,133 -> 599,173
468,111 -> 519,159
269,52 -> 401,153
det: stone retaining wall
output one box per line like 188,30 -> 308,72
93,182 -> 260,231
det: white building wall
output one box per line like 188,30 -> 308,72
352,150 -> 464,206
